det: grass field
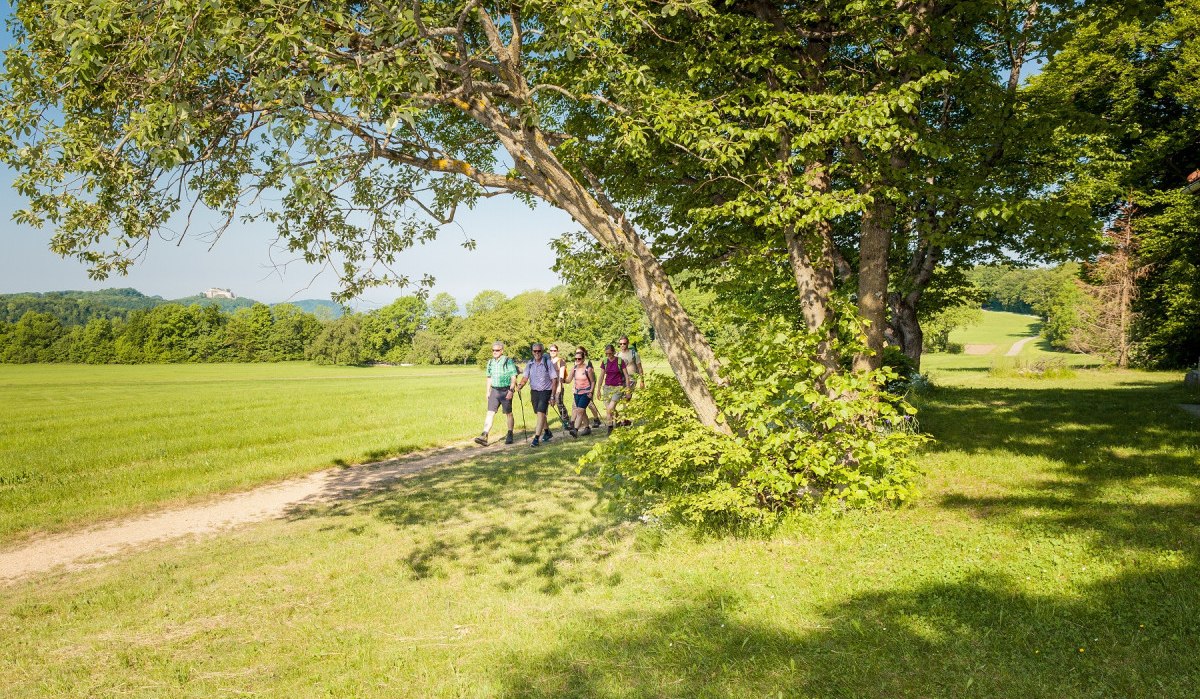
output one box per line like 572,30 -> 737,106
3,328 -> 1199,697
926,310 -> 1101,374
0,363 -> 500,541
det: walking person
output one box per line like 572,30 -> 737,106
475,341 -> 520,446
513,342 -> 560,447
568,346 -> 596,436
616,335 -> 644,426
547,344 -> 574,436
596,343 -> 630,435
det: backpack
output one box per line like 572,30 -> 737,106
572,364 -> 593,392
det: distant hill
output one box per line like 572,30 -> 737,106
1,288 -> 344,325
169,294 -> 259,312
0,288 -> 164,324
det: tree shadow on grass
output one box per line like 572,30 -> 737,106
493,378 -> 1200,697
919,381 -> 1200,488
286,440 -> 634,594
498,383 -> 1200,698
496,557 -> 1200,698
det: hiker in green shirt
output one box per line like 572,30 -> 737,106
474,341 -> 520,446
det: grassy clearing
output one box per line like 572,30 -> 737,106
949,309 -> 1043,350
930,310 -> 1100,373
2,357 -> 1198,695
0,363 -> 538,541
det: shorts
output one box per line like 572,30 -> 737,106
530,389 -> 552,414
574,392 -> 592,409
602,384 -> 624,406
487,386 -> 513,413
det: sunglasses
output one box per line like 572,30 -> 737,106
549,348 -> 558,352
492,349 -> 502,353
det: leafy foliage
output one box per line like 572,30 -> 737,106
583,319 -> 927,530
920,304 -> 983,353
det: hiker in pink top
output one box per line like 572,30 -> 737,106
596,343 -> 630,435
568,346 -> 596,435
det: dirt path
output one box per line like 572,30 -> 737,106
0,438 -> 532,585
1006,336 -> 1037,356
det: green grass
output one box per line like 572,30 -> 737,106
948,309 -> 1043,350
928,310 -> 1100,374
3,355 -> 1200,695
0,363 -> 509,541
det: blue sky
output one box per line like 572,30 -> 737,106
0,6 -> 573,309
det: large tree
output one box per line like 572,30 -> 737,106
1030,0 -> 1200,368
563,0 -> 1091,373
0,0 -> 730,430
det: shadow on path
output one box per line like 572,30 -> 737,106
287,436 -> 631,595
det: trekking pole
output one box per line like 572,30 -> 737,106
516,387 -> 528,442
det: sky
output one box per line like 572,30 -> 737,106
0,5 -> 575,311
0,177 -> 576,309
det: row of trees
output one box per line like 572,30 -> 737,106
0,303 -> 321,364
0,288 -> 651,366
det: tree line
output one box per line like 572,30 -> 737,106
0,288 -> 652,367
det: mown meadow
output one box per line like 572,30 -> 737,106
0,363 -> 487,541
2,313 -> 1198,697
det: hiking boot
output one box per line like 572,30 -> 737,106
473,432 -> 488,446
606,423 -> 613,435
504,431 -> 514,445
544,429 -> 553,442
591,419 -> 601,428
580,427 -> 591,436
568,427 -> 578,438
530,436 -> 540,447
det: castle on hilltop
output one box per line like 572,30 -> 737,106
203,288 -> 236,299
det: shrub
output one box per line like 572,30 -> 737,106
581,319 -> 929,530
880,346 -> 920,395
988,358 -> 1076,380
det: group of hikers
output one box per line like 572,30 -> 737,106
474,336 -> 644,447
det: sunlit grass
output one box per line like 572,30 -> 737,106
0,363 -> 500,541
2,335 -> 1198,697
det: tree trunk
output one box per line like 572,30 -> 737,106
483,114 -> 730,433
854,191 -> 894,372
778,161 -> 842,375
889,293 -> 924,371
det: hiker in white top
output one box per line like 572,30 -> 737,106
513,342 -> 560,447
547,344 -> 574,436
615,335 -> 644,428
616,336 -> 644,397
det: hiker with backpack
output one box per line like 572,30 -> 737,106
568,346 -> 596,436
616,335 -> 644,426
547,344 -> 574,435
616,336 -> 644,393
513,342 -> 560,447
597,343 -> 631,435
474,341 -> 521,446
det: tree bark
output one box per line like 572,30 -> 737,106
471,103 -> 730,433
889,294 -> 924,370
783,162 -> 841,375
854,190 -> 895,372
